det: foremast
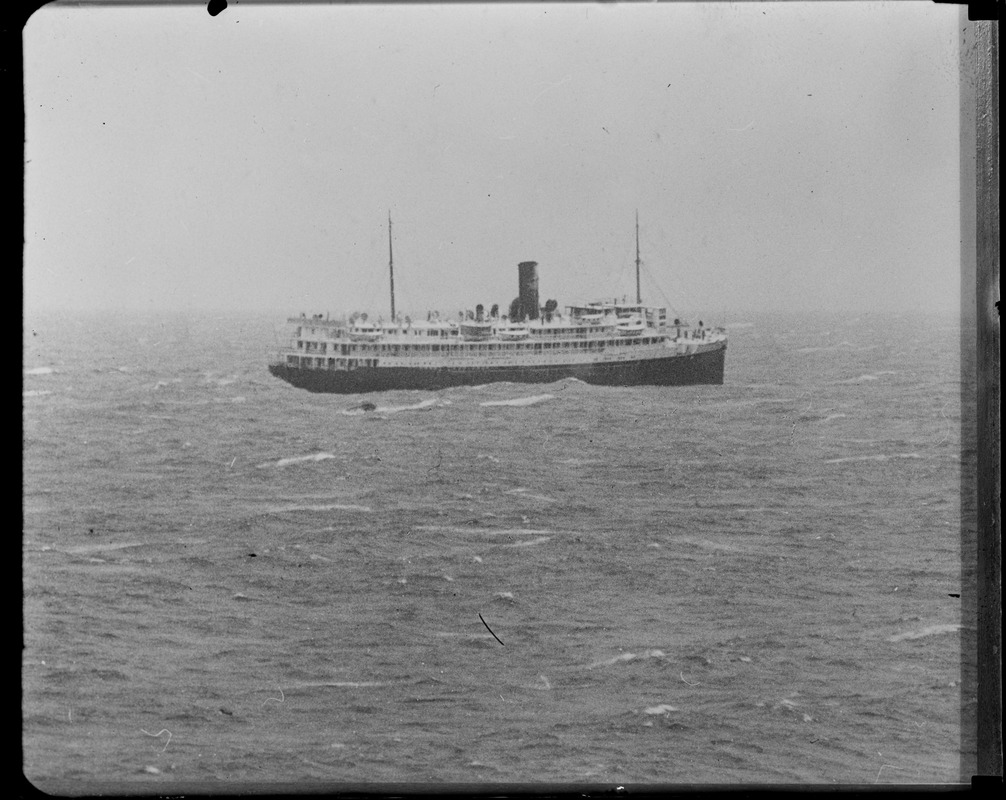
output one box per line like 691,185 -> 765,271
388,211 -> 396,322
635,210 -> 642,305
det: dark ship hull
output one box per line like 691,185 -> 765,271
268,344 -> 726,394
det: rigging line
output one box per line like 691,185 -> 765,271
638,259 -> 683,319
643,252 -> 705,319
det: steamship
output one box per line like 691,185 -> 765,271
268,217 -> 727,394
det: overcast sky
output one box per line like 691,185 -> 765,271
24,1 -> 960,319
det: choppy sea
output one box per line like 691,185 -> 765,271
22,310 -> 965,791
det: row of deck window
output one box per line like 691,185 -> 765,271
288,356 -> 378,369
296,337 -> 660,355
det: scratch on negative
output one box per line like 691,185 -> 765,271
479,613 -> 505,646
141,728 -> 172,752
531,76 -> 571,105
876,764 -> 908,783
262,687 -> 285,706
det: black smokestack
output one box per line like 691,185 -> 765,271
518,261 -> 539,320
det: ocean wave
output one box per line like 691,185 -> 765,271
24,366 -> 55,375
677,537 -> 748,553
835,374 -> 882,384
286,681 -> 387,689
23,390 -> 53,398
500,535 -> 551,548
587,649 -> 666,669
505,488 -> 556,502
342,398 -> 440,415
642,704 -> 678,715
477,528 -> 556,537
412,525 -> 556,538
151,379 -> 185,390
480,394 -> 555,407
796,343 -> 879,354
259,452 -> 336,468
824,453 -> 922,464
265,503 -> 371,514
888,624 -> 960,642
60,542 -> 147,555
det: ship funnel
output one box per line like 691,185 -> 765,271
518,261 -> 539,320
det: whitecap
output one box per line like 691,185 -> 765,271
341,404 -> 375,416
678,537 -> 747,553
266,503 -> 371,514
480,394 -> 555,407
836,374 -> 880,384
380,398 -> 440,413
413,525 -> 474,534
589,652 -> 637,668
291,681 -> 386,689
824,453 -> 922,464
642,704 -> 678,715
259,452 -> 336,468
344,398 -> 441,415
588,649 -> 665,669
22,390 -> 52,398
502,535 -> 551,547
476,528 -> 555,537
888,623 -> 961,642
63,542 -> 146,555
24,366 -> 54,375
819,414 -> 847,423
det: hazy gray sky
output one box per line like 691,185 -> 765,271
24,1 -> 960,318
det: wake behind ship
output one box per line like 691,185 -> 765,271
269,222 -> 727,394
